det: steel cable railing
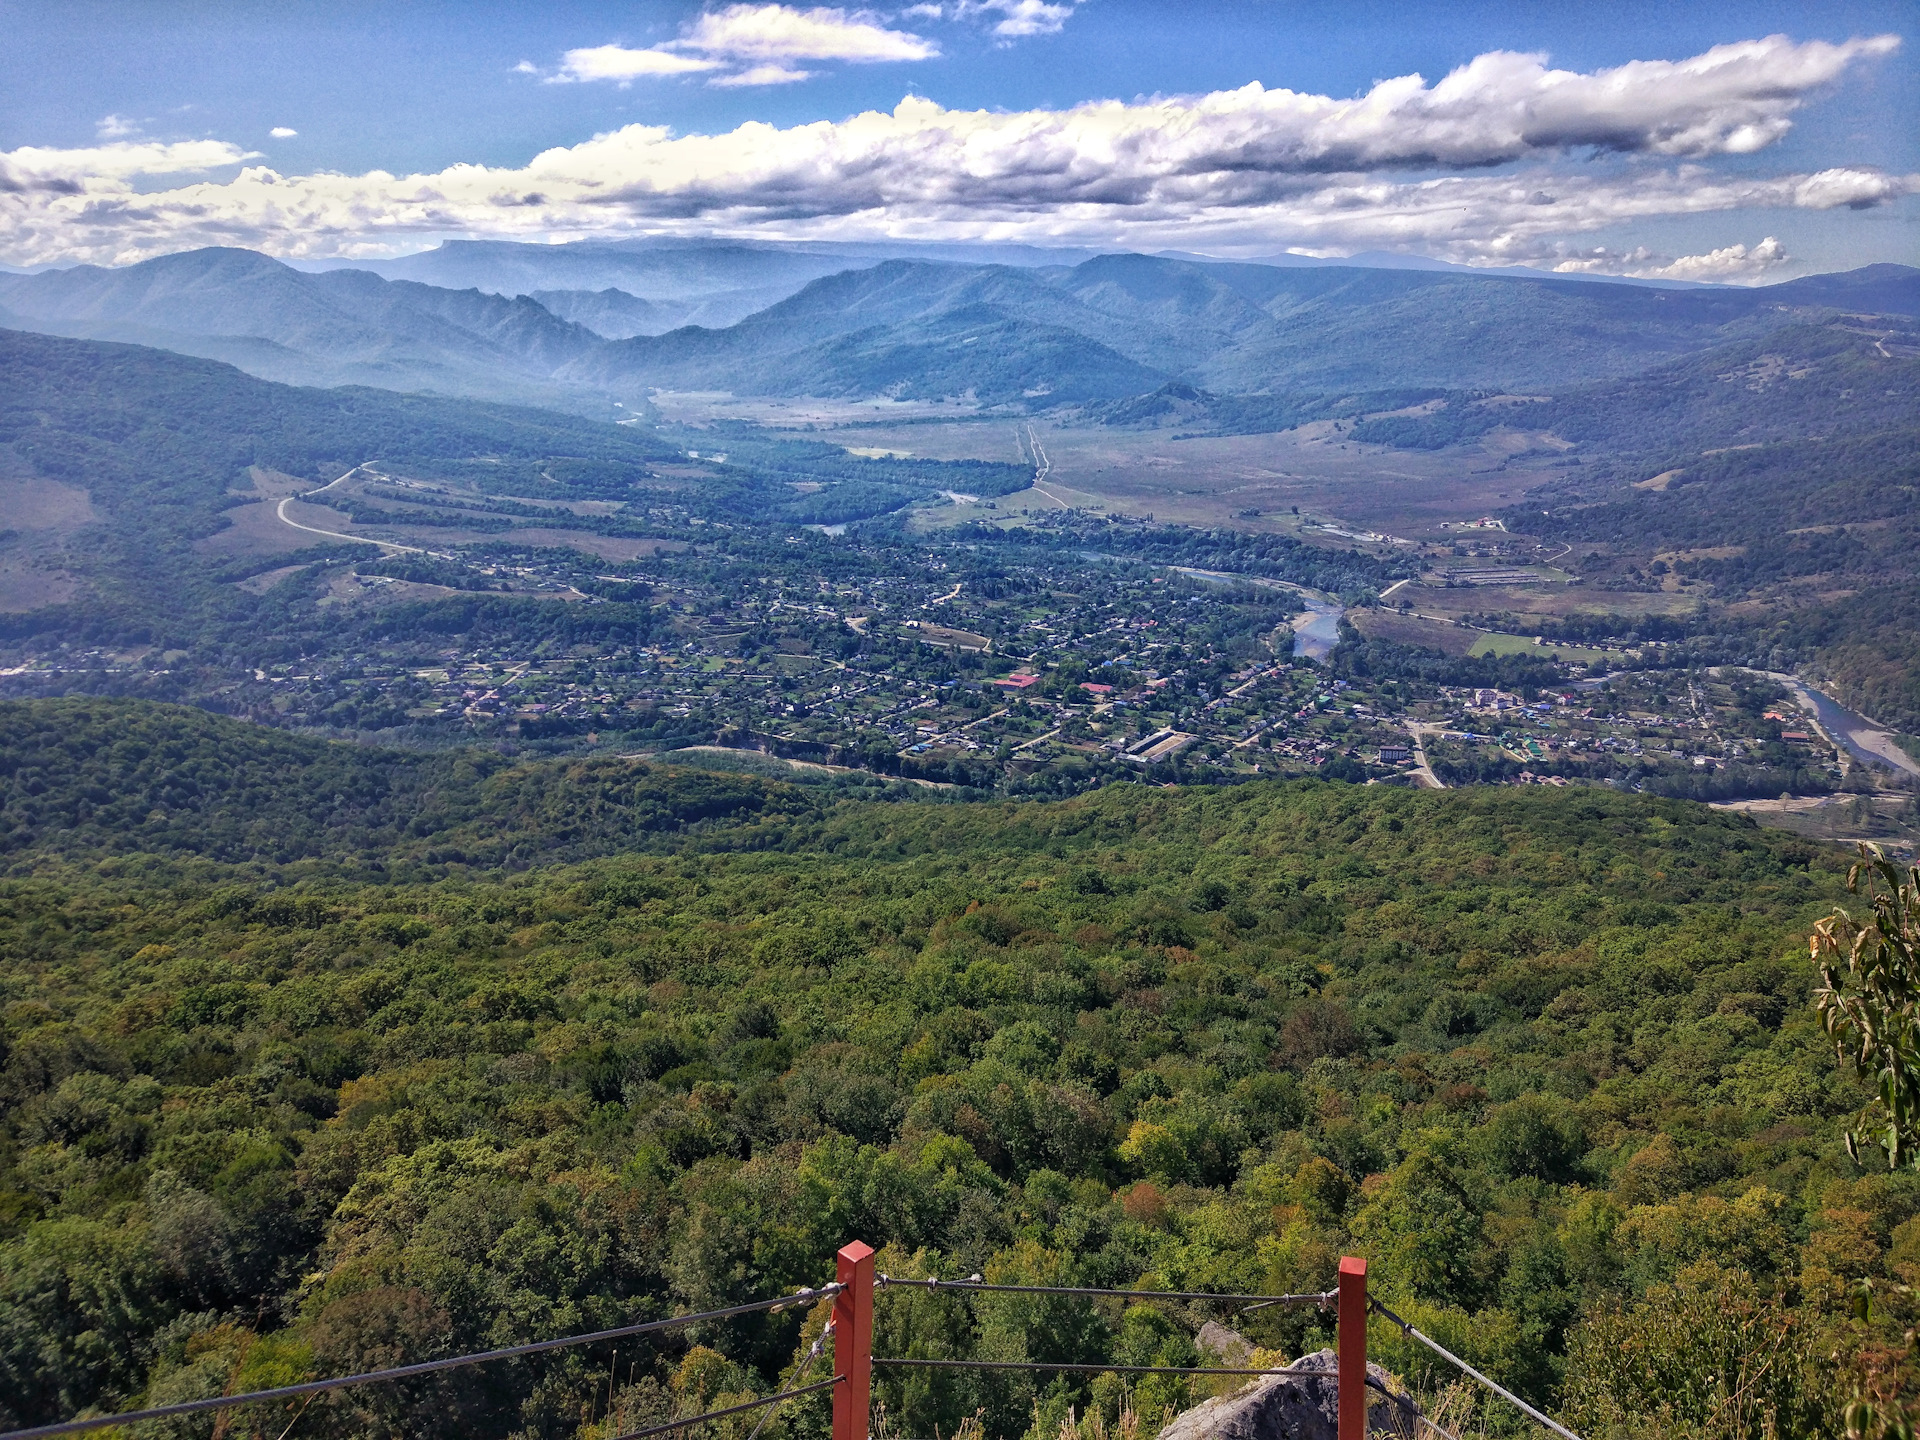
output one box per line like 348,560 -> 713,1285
1370,1297 -> 1582,1440
738,1316 -> 839,1440
608,1377 -> 843,1440
868,1281 -> 1349,1411
876,1359 -> 1297,1377
8,1260 -> 1489,1440
0,1284 -> 845,1440
874,1276 -> 1336,1310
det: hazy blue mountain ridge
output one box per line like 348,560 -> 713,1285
0,249 -> 606,407
528,288 -> 691,338
0,243 -> 1913,415
569,254 -> 1920,399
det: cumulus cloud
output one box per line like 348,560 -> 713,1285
0,138 -> 254,198
0,36 -> 1906,268
96,114 -> 140,139
674,4 -> 937,60
555,4 -> 934,85
1661,236 -> 1791,279
269,127 -> 299,139
1547,236 -> 1792,282
950,0 -> 1082,37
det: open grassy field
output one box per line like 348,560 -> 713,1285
816,415 -> 1563,543
1348,609 -> 1480,655
1466,631 -> 1616,664
1350,609 -> 1619,666
1386,579 -> 1703,623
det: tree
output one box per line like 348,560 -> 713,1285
1813,845 -> 1920,1169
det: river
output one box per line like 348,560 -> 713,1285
1780,676 -> 1920,778
1165,566 -> 1346,662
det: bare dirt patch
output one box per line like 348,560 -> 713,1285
235,564 -> 309,595
0,473 -> 96,611
0,476 -> 97,531
322,573 -> 461,605
1395,582 -> 1701,623
245,466 -> 315,500
909,621 -> 993,651
1714,792 -> 1920,847
197,500 -> 339,558
0,559 -> 78,612
1350,609 -> 1479,655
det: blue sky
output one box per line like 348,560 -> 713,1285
0,0 -> 1914,277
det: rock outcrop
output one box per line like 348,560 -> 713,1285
1196,1321 -> 1255,1368
1155,1349 -> 1418,1440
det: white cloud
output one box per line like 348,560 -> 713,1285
919,1 -> 1083,36
555,5 -> 935,85
1650,236 -> 1792,281
555,44 -> 720,82
0,37 -> 1905,269
96,114 -> 140,139
955,0 -> 1081,38
513,60 -> 540,75
269,127 -> 299,139
1547,236 -> 1792,282
709,63 -> 816,87
672,5 -> 937,61
0,138 -> 254,197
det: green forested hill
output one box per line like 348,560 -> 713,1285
0,699 -> 1910,1440
0,699 -> 828,869
0,328 -> 682,640
1352,323 -> 1920,455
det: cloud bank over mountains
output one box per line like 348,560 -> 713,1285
0,32 -> 1907,277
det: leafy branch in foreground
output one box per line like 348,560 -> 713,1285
1814,845 -> 1920,1169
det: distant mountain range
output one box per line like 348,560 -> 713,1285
558,255 -> 1920,402
303,235 -> 1110,333
0,238 -> 1913,415
0,247 -> 605,409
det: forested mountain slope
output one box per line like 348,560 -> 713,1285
0,699 -> 824,870
0,696 -> 1910,1439
0,249 -> 605,404
1357,323 -> 1920,454
0,328 -> 681,635
572,257 -> 1918,399
1446,324 -> 1920,731
5,243 -> 1911,409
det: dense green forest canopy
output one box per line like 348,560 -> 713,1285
1,699 -> 1913,1440
0,699 -> 836,871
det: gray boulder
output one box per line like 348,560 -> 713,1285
1196,1321 -> 1254,1367
1156,1349 -> 1418,1440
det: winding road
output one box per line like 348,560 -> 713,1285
274,464 -> 451,559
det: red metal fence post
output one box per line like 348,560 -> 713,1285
832,1242 -> 875,1440
1338,1256 -> 1367,1440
